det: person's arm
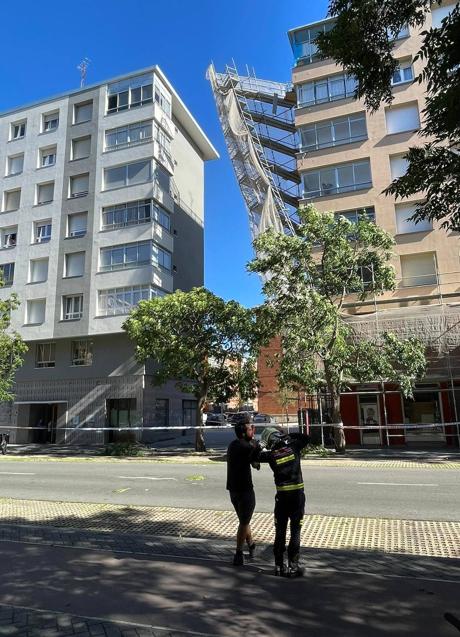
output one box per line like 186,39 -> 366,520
289,432 -> 311,451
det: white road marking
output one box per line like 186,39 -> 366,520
117,476 -> 177,481
357,482 -> 438,487
0,472 -> 35,476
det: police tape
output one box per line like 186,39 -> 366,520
0,422 -> 458,431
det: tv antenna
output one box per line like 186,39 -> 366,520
77,58 -> 91,87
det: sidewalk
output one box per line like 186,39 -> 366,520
4,443 -> 460,468
0,517 -> 458,636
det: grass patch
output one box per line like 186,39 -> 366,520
103,442 -> 145,457
301,444 -> 334,458
185,474 -> 206,481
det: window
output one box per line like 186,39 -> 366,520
69,173 -> 89,198
387,25 -> 410,41
7,154 -> 24,176
0,263 -> 14,286
64,252 -> 85,277
102,199 -> 170,231
182,400 -> 197,427
335,207 -> 376,224
154,79 -> 172,117
302,160 -> 372,198
299,113 -> 367,151
37,182 -> 54,204
154,399 -> 169,426
107,73 -> 153,114
391,62 -> 414,86
34,221 -> 52,243
153,243 -> 172,270
390,155 -> 409,180
395,203 -> 432,234
35,342 -> 55,368
100,241 -> 171,273
67,212 -> 87,238
40,146 -> 56,167
107,398 -> 137,427
71,340 -> 93,366
290,20 -> 335,65
401,252 -> 437,287
297,73 -> 357,107
104,160 -> 152,190
105,121 -> 153,150
3,189 -> 21,211
98,285 -> 165,316
63,294 -> 83,320
43,111 -> 59,132
27,299 -> 46,324
71,136 -> 91,160
1,226 -> 17,248
100,241 -> 151,271
432,4 -> 455,28
74,101 -> 93,124
29,258 -> 48,283
11,121 -> 26,140
385,103 -> 420,134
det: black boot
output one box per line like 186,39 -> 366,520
287,559 -> 304,578
247,542 -> 256,559
233,550 -> 244,566
274,562 -> 287,576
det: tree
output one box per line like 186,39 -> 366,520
123,287 -> 260,451
317,1 -> 460,230
248,205 -> 426,452
0,286 -> 27,401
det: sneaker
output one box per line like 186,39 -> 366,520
247,542 -> 256,559
274,562 -> 287,577
233,550 -> 244,566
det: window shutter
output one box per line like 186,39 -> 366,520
385,104 -> 420,134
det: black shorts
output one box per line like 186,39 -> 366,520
230,489 -> 256,525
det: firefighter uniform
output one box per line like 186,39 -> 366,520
260,432 -> 310,574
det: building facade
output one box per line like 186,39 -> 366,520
0,66 -> 218,444
211,3 -> 460,446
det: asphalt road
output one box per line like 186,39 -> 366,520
0,459 -> 458,521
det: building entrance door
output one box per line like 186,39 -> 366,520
403,389 -> 446,444
29,403 -> 58,443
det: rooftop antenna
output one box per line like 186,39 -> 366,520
77,58 -> 91,87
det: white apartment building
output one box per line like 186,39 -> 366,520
0,66 -> 218,444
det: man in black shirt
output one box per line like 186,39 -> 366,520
226,414 -> 260,566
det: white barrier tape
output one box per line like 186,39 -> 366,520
0,422 -> 458,431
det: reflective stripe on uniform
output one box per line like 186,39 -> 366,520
276,482 -> 304,492
275,454 -> 295,465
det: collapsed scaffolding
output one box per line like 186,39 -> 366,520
208,63 -> 299,239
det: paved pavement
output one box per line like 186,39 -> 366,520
0,497 -> 458,559
0,520 -> 459,636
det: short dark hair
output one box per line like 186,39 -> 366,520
234,414 -> 252,438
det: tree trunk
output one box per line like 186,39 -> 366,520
195,396 -> 206,452
330,387 -> 346,454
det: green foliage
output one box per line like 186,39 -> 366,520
103,442 -> 144,456
123,286 -> 260,412
248,205 -> 426,405
317,1 -> 460,229
0,290 -> 27,402
301,444 -> 334,457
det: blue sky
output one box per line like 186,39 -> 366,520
1,0 -> 329,306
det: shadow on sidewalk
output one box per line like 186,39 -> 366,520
0,528 -> 458,637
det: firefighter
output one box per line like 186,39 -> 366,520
259,426 -> 310,577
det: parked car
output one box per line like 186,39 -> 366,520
205,413 -> 228,426
253,413 -> 275,424
227,411 -> 252,425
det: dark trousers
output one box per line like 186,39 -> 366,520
273,490 -> 305,565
